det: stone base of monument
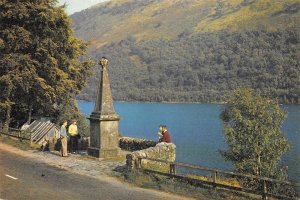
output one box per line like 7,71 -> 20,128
88,147 -> 120,158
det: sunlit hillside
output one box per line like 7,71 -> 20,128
72,0 -> 299,47
71,0 -> 300,104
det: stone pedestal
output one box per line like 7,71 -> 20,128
88,57 -> 121,159
88,116 -> 120,158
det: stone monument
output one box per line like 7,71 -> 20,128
88,57 -> 120,158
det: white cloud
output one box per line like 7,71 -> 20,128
57,0 -> 108,15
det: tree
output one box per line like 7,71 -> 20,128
0,0 -> 94,130
56,98 -> 89,137
220,88 -> 292,193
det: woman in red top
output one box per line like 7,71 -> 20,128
161,125 -> 172,143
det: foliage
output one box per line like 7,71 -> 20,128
71,0 -> 300,44
0,0 -> 94,129
56,98 -> 90,137
220,88 -> 293,194
77,27 -> 300,104
71,0 -> 300,104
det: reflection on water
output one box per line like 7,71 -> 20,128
78,101 -> 300,185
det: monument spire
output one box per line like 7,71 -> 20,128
90,57 -> 119,120
88,57 -> 120,159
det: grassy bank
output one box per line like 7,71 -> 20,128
119,163 -> 261,200
0,134 -> 35,150
122,170 -> 261,200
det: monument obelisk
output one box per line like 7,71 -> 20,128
88,57 -> 120,158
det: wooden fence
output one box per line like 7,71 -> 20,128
135,157 -> 300,200
0,127 -> 30,140
0,127 -> 89,151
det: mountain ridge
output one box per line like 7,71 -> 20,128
72,0 -> 299,46
71,0 -> 300,104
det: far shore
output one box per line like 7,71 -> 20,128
77,99 -> 300,105
77,99 -> 227,105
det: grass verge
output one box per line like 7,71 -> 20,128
119,164 -> 261,200
0,134 -> 35,150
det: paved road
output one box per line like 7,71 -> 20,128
0,150 -> 191,200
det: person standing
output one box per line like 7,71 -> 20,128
68,120 -> 78,153
60,120 -> 68,157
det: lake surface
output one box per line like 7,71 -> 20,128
78,101 -> 300,184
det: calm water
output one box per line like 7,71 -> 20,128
78,101 -> 300,183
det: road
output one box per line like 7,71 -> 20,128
0,148 -> 193,200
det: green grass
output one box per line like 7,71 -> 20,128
120,167 -> 261,200
0,134 -> 34,150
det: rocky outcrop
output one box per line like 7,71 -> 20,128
119,137 -> 157,151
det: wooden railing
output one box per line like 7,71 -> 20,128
0,127 -> 30,140
135,157 -> 300,200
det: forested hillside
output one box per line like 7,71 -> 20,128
71,0 -> 300,103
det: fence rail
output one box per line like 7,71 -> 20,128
0,127 -> 30,140
136,157 -> 300,200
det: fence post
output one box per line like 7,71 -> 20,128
262,180 -> 268,200
213,171 -> 218,189
170,163 -> 176,175
138,158 -> 142,169
134,158 -> 141,169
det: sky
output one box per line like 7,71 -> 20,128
57,0 -> 108,15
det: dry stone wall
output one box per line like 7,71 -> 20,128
119,136 -> 157,151
126,142 -> 176,168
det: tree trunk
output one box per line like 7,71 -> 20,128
27,103 -> 33,124
3,105 -> 11,133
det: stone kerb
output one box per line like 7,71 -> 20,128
126,142 -> 176,169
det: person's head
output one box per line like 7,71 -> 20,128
63,120 -> 67,126
159,125 -> 164,131
72,120 -> 77,125
163,125 -> 167,131
159,125 -> 167,132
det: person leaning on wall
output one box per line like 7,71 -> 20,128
158,125 -> 172,143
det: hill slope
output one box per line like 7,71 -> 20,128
71,0 -> 300,103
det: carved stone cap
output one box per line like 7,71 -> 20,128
99,57 -> 108,69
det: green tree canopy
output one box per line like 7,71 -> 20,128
220,88 -> 293,194
0,0 -> 94,130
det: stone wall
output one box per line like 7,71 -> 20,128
119,136 -> 157,151
126,142 -> 176,168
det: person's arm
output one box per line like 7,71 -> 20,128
161,133 -> 166,142
60,126 -> 67,137
75,125 -> 78,135
68,125 -> 71,134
